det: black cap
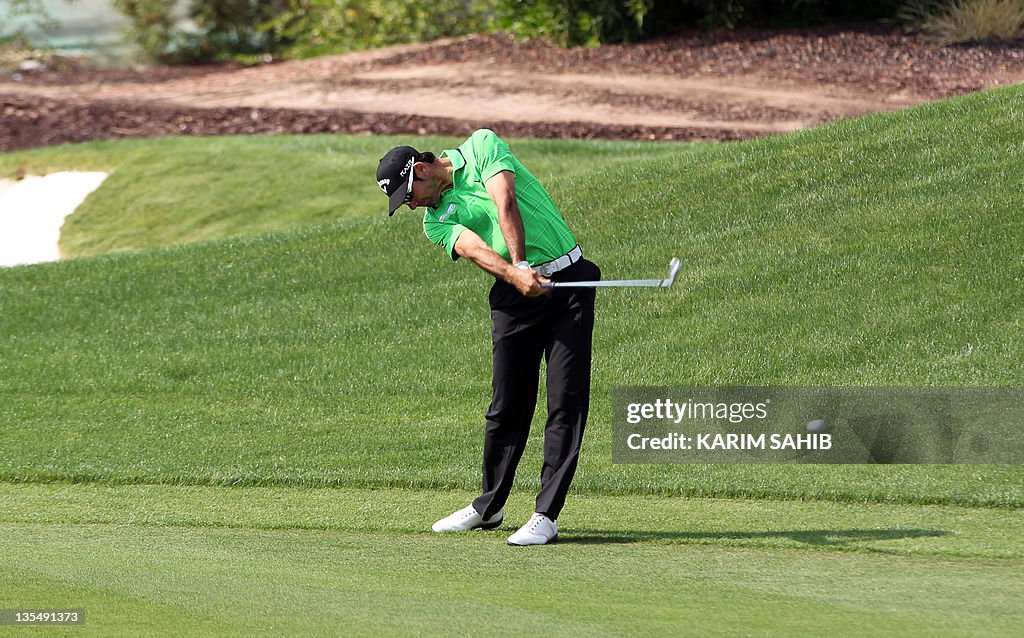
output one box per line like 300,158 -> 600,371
377,146 -> 419,216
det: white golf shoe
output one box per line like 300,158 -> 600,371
507,512 -> 558,546
431,504 -> 503,532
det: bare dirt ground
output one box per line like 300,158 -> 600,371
2,25 -> 1023,151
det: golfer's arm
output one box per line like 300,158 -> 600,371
485,171 -> 527,265
453,229 -> 518,282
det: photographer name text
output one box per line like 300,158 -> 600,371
626,432 -> 832,451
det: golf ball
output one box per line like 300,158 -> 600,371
806,419 -> 827,433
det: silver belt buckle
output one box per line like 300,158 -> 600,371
546,257 -> 565,276
538,246 -> 580,276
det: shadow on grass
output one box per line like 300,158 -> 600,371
559,528 -> 952,546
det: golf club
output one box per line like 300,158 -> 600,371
542,257 -> 681,289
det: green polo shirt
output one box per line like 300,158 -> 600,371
423,129 -> 578,264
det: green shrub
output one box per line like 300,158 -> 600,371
111,1 -> 178,62
264,0 -> 496,58
188,0 -> 292,58
492,0 -> 653,47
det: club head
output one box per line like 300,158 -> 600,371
661,257 -> 681,288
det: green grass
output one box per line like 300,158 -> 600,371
0,85 -> 1022,635
1,484 -> 1021,637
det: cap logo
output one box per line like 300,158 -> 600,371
399,156 -> 414,178
378,178 -> 390,194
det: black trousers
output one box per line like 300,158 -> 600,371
473,258 -> 600,521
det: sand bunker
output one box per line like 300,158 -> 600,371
0,171 -> 108,267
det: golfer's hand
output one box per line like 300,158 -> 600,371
510,266 -> 550,297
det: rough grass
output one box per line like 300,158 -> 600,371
0,86 -> 1022,506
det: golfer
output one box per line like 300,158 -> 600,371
377,129 -> 600,545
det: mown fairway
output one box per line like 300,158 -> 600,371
2,484 -> 1022,636
1,86 -> 1021,635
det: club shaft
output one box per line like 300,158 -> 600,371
543,279 -> 666,288
541,257 -> 681,289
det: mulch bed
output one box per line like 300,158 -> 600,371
0,94 -> 752,153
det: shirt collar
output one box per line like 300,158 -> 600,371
441,147 -> 466,171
